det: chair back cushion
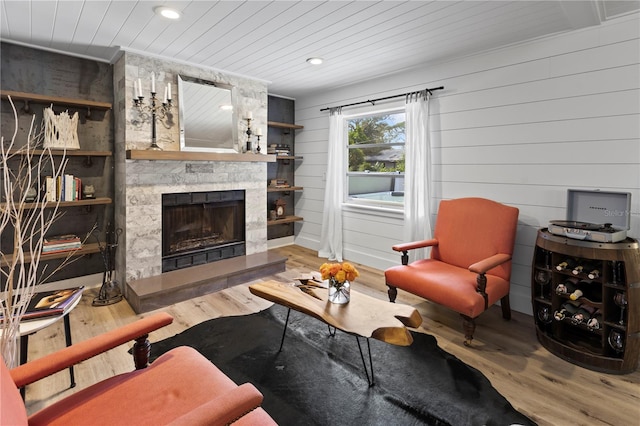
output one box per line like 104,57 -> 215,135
1,356 -> 28,425
431,198 -> 519,281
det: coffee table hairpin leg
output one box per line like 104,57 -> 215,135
278,308 -> 375,386
355,336 -> 375,387
278,308 -> 292,352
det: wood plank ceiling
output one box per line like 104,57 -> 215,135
1,0 -> 638,98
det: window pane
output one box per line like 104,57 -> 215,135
348,112 -> 405,146
346,110 -> 405,207
348,146 -> 404,173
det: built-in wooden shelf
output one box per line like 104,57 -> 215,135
275,155 -> 303,160
126,150 -> 276,162
0,90 -> 112,110
268,121 -> 304,130
7,149 -> 112,157
0,242 -> 101,267
267,215 -> 303,226
16,197 -> 112,210
267,186 -> 303,193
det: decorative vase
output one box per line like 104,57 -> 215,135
328,278 -> 350,304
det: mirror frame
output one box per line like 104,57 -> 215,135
177,75 -> 238,153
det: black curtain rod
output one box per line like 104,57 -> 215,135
320,86 -> 444,112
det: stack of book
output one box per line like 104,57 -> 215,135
269,179 -> 290,188
267,144 -> 290,156
44,174 -> 82,202
0,286 -> 84,322
42,234 -> 82,254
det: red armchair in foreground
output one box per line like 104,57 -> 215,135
1,312 -> 276,426
385,197 -> 519,346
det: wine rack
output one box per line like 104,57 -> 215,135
532,229 -> 640,374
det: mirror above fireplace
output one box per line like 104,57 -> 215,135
178,75 -> 238,153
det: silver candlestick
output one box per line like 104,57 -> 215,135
245,117 -> 253,153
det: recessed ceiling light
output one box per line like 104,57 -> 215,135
306,57 -> 324,65
155,6 -> 181,20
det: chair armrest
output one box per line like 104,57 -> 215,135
10,312 -> 173,388
167,383 -> 264,425
468,253 -> 511,275
392,239 -> 438,252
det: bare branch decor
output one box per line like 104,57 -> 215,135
0,97 -> 78,368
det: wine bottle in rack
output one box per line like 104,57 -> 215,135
587,268 -> 600,280
572,261 -> 597,276
569,288 -> 583,301
556,277 -> 578,295
556,259 -> 576,271
554,301 -> 579,321
587,310 -> 602,330
571,304 -> 597,325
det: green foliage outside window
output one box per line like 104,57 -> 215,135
347,113 -> 405,173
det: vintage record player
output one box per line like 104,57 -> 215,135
547,189 -> 631,243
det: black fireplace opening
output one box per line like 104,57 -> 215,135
162,190 -> 245,272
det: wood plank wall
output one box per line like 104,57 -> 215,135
292,14 -> 640,315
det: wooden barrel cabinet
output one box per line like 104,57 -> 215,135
532,229 -> 639,374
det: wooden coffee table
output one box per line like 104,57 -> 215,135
249,280 -> 422,385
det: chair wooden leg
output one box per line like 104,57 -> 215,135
387,285 -> 397,303
461,315 -> 476,346
132,334 -> 151,369
500,295 -> 512,320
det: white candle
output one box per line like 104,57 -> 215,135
137,78 -> 142,97
246,111 -> 253,120
151,73 -> 155,93
255,128 -> 263,136
134,79 -> 138,98
167,82 -> 172,100
163,86 -> 168,103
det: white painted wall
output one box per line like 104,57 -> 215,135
292,13 -> 640,315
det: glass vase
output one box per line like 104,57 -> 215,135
328,278 -> 350,304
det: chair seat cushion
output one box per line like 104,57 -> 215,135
28,346 -> 262,426
385,259 -> 510,318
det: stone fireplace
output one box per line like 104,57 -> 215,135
112,50 -> 271,289
162,190 -> 246,272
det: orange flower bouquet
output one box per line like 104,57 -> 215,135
320,262 -> 359,304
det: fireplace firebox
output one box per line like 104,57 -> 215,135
162,190 -> 245,272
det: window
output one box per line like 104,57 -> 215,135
346,109 -> 405,208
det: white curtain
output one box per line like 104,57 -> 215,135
319,108 -> 345,261
404,91 -> 433,261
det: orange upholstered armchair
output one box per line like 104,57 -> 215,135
1,312 -> 276,426
385,198 -> 519,346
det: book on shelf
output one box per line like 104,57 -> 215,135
42,234 -> 82,253
267,144 -> 291,156
42,175 -> 82,202
269,179 -> 289,188
0,286 -> 84,322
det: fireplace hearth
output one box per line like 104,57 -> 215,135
162,190 -> 245,272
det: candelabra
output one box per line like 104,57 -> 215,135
134,75 -> 173,150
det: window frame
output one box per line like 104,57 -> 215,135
343,105 -> 406,211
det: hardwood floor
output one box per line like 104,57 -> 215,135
23,246 -> 639,425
